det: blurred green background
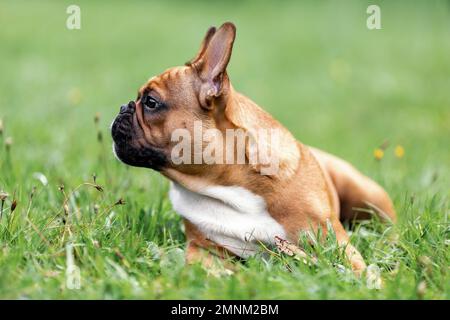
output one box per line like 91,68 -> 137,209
0,0 -> 449,299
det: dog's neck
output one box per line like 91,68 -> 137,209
224,85 -> 301,178
164,83 -> 302,194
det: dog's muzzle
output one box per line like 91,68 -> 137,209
111,101 -> 167,170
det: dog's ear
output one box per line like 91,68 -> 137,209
188,26 -> 217,66
193,22 -> 236,109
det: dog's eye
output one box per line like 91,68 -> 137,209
142,96 -> 159,110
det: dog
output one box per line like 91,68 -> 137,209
111,22 -> 396,276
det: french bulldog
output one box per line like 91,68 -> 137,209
111,22 -> 396,275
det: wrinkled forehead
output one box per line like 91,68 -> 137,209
139,66 -> 192,96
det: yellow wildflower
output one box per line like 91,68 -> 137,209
374,148 -> 384,160
394,145 -> 405,158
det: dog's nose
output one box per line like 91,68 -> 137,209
120,101 -> 136,114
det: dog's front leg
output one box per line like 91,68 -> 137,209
185,242 -> 216,267
184,219 -> 235,276
331,219 -> 367,276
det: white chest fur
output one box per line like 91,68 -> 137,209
169,182 -> 287,258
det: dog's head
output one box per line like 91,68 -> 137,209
111,22 -> 236,174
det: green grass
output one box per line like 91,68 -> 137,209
0,0 -> 449,299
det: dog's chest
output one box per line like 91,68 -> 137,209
169,183 -> 287,258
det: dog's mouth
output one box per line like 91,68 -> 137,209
111,112 -> 167,171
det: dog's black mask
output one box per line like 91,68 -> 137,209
111,101 -> 167,171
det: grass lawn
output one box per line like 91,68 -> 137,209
0,0 -> 449,299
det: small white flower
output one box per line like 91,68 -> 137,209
366,264 -> 382,289
33,172 -> 48,186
